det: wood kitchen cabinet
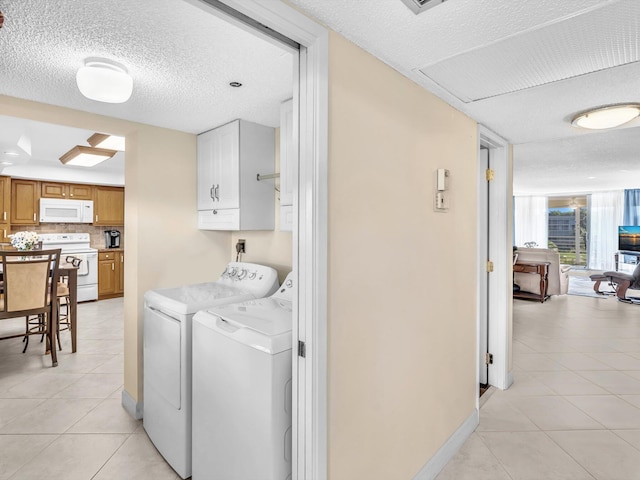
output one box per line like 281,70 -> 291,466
41,182 -> 93,200
98,250 -> 124,299
0,176 -> 10,241
197,119 -> 275,231
94,186 -> 124,226
11,179 -> 39,225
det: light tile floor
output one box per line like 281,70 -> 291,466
0,298 -> 180,480
4,293 -> 640,479
437,293 -> 640,480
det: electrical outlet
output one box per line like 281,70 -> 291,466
236,239 -> 246,254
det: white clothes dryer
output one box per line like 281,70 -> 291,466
143,262 -> 279,479
191,272 -> 294,480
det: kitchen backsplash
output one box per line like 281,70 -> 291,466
11,224 -> 124,250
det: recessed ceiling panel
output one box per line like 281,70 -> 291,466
418,0 -> 640,102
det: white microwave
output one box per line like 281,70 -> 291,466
39,198 -> 94,224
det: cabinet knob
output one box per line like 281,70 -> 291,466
213,210 -> 218,215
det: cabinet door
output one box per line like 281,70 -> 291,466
98,258 -> 117,297
41,182 -> 67,199
116,251 -> 124,294
94,186 -> 124,225
0,176 -> 11,224
214,121 -> 240,209
11,180 -> 38,225
68,184 -> 93,200
279,99 -> 295,207
197,129 -> 216,210
197,121 -> 239,211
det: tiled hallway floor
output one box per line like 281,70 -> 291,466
438,293 -> 640,480
4,294 -> 640,479
0,298 -> 180,480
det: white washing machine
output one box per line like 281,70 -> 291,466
191,272 -> 295,480
143,262 -> 279,479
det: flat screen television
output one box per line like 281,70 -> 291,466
618,226 -> 640,253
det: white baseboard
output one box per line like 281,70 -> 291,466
413,409 -> 479,480
122,389 -> 144,420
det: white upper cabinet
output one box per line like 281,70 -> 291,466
279,99 -> 295,232
197,119 -> 275,231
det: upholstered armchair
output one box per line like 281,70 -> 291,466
590,264 -> 640,303
513,248 -> 571,296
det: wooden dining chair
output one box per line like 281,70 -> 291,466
0,248 -> 62,367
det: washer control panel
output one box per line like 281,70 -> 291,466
219,262 -> 280,297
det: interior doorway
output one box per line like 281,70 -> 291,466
185,2 -> 329,479
478,146 -> 490,394
477,126 -> 512,395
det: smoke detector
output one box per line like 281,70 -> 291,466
399,0 -> 447,15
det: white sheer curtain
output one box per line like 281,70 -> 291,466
588,191 -> 624,271
514,196 -> 548,248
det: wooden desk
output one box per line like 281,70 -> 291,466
513,261 -> 550,303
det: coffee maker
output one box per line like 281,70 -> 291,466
104,230 -> 121,249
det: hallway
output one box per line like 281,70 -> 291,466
438,293 -> 640,479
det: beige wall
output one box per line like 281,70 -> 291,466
230,128 -> 293,282
326,33 -> 479,479
0,95 -> 292,403
0,95 -> 231,403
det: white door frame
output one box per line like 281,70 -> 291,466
477,147 -> 489,388
192,1 -> 330,478
478,125 -> 513,392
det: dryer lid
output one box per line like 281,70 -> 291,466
144,282 -> 251,316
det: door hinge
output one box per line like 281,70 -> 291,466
298,340 -> 306,358
486,260 -> 494,273
485,352 -> 494,365
485,168 -> 495,181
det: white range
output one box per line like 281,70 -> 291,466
39,233 -> 99,302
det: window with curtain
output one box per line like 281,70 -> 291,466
514,196 -> 548,248
623,189 -> 640,226
588,191 -> 624,271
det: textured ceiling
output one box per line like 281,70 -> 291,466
1,0 -> 639,195
289,0 -> 640,195
0,0 -> 293,135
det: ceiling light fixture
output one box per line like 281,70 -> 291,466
3,152 -> 19,157
87,133 -> 125,151
76,58 -> 133,104
0,10 -> 4,29
59,145 -> 117,167
571,104 -> 640,130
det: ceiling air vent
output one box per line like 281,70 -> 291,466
399,0 -> 447,15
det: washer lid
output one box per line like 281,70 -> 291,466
195,299 -> 292,354
144,282 -> 252,316
207,297 -> 292,336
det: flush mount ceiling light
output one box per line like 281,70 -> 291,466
87,133 -> 125,151
571,104 -> 640,130
76,58 -> 133,103
0,9 -> 4,29
59,145 -> 117,167
399,0 -> 447,15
